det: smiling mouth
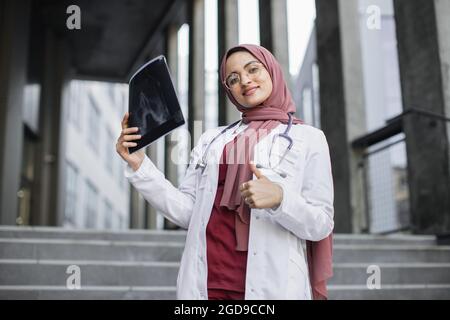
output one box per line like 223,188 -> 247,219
243,87 -> 259,96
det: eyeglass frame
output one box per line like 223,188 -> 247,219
223,61 -> 266,90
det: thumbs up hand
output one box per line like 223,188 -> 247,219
239,162 -> 284,209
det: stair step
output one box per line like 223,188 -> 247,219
1,227 -> 448,300
2,239 -> 450,262
333,234 -> 436,245
332,244 -> 450,263
0,259 -> 179,287
0,239 -> 184,262
1,284 -> 449,300
0,226 -> 187,243
0,226 -> 437,245
328,284 -> 450,300
2,259 -> 449,287
0,285 -> 176,300
329,263 -> 450,285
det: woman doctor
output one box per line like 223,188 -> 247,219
116,44 -> 334,300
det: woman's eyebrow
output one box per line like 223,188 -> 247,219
229,60 -> 260,74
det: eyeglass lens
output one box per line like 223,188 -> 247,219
226,63 -> 262,88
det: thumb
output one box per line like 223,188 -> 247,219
249,162 -> 264,179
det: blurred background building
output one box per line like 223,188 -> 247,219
295,0 -> 408,234
63,81 -> 129,230
1,0 -> 449,299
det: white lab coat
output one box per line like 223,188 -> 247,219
124,121 -> 334,300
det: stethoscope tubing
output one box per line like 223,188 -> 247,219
196,112 -> 294,173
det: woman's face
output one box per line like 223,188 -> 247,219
224,51 -> 273,108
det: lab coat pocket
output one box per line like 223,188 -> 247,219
197,170 -> 208,190
270,142 -> 304,181
287,250 -> 309,300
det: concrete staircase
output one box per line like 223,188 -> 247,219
0,226 -> 449,299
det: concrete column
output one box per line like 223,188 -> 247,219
32,29 -> 70,226
434,0 -> 450,194
0,0 -> 31,225
129,146 -> 158,229
218,0 -> 240,125
165,24 -> 180,186
338,0 -> 367,233
315,0 -> 367,233
164,25 -> 181,229
393,0 -> 450,234
129,188 -> 146,229
258,0 -> 291,86
188,0 -> 205,147
145,142 -> 164,230
259,0 -> 273,51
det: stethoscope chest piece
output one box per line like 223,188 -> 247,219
195,161 -> 207,173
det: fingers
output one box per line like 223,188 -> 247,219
244,194 -> 266,208
245,196 -> 262,208
118,128 -> 140,142
117,122 -> 141,152
122,141 -> 138,148
122,127 -> 139,135
240,189 -> 253,198
240,182 -> 255,205
242,192 -> 263,203
239,181 -> 251,192
121,112 -> 129,129
118,128 -> 140,144
249,162 -> 263,179
123,134 -> 141,142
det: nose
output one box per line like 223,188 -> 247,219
240,73 -> 252,85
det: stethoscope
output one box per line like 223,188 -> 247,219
195,112 -> 294,178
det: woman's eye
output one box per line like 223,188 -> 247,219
249,67 -> 259,74
229,77 -> 239,85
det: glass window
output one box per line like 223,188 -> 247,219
68,81 -> 82,130
118,214 -> 124,230
111,211 -> 119,230
23,84 -> 41,133
106,128 -> 114,174
120,162 -> 126,190
87,95 -> 101,153
312,63 -> 321,128
64,161 -> 78,226
103,199 -> 113,229
287,0 -> 316,76
205,0 -> 218,130
302,87 -> 313,125
84,179 -> 98,229
238,0 -> 260,45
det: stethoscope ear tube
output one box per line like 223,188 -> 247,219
196,119 -> 241,173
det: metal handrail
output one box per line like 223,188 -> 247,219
352,107 -> 450,149
354,107 -> 449,234
361,137 -> 406,158
386,107 -> 450,124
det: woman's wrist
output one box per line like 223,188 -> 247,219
130,158 -> 144,172
271,183 -> 284,210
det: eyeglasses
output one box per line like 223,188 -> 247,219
223,61 -> 265,90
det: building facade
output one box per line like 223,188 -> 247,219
64,81 -> 130,230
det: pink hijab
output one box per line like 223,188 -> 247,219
219,44 -> 333,300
